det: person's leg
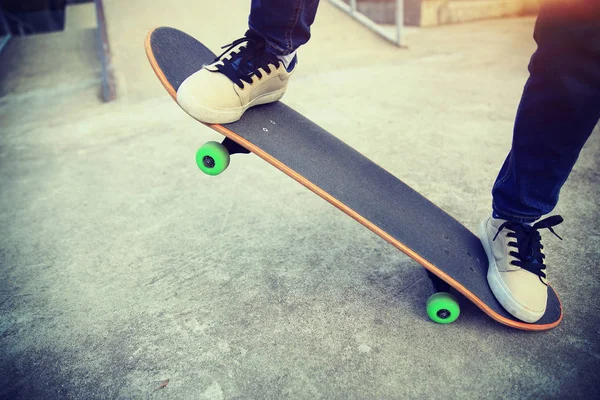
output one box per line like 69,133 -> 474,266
480,0 -> 600,323
249,0 -> 321,55
492,1 -> 600,222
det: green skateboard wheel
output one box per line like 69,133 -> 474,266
196,141 -> 230,175
426,292 -> 460,324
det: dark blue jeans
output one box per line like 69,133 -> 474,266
249,0 -> 320,55
492,1 -> 600,223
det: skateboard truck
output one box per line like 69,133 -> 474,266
222,137 -> 251,155
195,137 -> 250,176
426,271 -> 460,324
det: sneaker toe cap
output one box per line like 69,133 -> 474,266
177,69 -> 242,114
500,270 -> 548,319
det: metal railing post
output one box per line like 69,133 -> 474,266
95,0 -> 116,102
350,0 -> 357,12
328,0 -> 404,47
395,0 -> 404,46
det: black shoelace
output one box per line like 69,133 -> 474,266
212,30 -> 280,89
492,215 -> 564,284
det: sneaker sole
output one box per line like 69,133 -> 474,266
178,88 -> 287,125
478,219 -> 544,323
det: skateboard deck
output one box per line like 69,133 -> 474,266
145,27 -> 562,331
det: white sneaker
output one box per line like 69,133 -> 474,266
177,30 -> 296,124
478,214 -> 563,323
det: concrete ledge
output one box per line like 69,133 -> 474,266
0,27 -> 101,99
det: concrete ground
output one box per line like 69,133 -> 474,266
1,1 -> 599,398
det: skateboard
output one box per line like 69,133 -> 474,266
145,27 -> 563,331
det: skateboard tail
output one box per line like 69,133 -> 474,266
145,27 -> 178,101
145,27 -> 231,138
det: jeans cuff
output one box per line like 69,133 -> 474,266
247,26 -> 288,56
492,210 -> 539,224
